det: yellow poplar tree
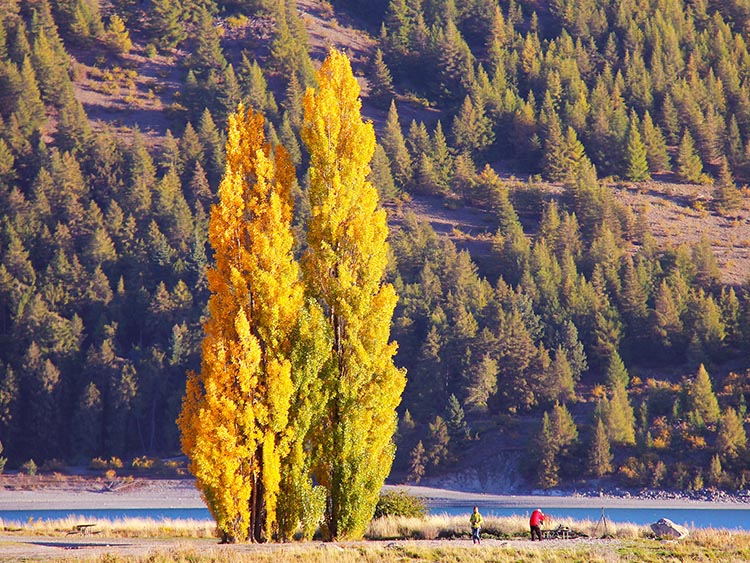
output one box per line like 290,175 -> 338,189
178,104 -> 302,542
301,49 -> 407,540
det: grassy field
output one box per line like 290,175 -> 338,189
2,514 -> 750,562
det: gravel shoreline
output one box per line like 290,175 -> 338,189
2,477 -> 750,512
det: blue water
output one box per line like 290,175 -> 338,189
1,505 -> 749,530
433,505 -> 750,530
0,508 -> 213,524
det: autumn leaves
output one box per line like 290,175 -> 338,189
178,50 -> 405,543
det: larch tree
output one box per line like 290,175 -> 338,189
688,363 -> 720,427
588,416 -> 613,477
178,104 -> 303,543
300,49 -> 406,541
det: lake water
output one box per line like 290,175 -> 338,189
1,505 -> 749,530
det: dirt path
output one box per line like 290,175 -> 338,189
0,534 -> 621,561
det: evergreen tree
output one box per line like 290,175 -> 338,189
641,111 -> 670,173
714,156 -> 743,215
239,55 -> 278,118
408,440 -> 426,483
381,100 -> 413,189
446,393 -> 470,441
676,130 -> 704,184
660,93 -> 680,144
451,95 -> 494,154
717,407 -> 746,460
368,48 -> 395,108
588,417 -> 613,477
624,112 -> 649,181
535,412 -> 560,488
605,380 -> 636,445
105,14 -> 132,55
369,142 -> 398,201
149,0 -> 186,50
688,364 -> 720,427
188,7 -> 226,77
301,50 -> 406,541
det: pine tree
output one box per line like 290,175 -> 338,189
239,56 -> 278,118
369,142 -> 398,201
708,453 -> 723,489
717,407 -> 746,459
688,364 -> 720,427
188,7 -> 226,76
588,417 -> 613,477
301,50 -> 406,541
605,380 -> 636,445
714,156 -> 743,216
369,48 -> 395,108
641,111 -> 670,173
660,93 -> 680,144
624,112 -> 649,181
381,100 -> 413,189
149,0 -> 186,50
178,104 -> 303,542
446,393 -> 469,441
676,130 -> 704,184
408,440 -> 427,483
535,412 -> 560,488
105,14 -> 132,54
652,279 -> 683,349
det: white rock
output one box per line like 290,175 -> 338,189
650,518 -> 689,539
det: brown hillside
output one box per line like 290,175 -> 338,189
64,0 -> 750,287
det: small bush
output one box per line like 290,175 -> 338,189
40,458 -> 66,473
374,490 -> 427,519
226,14 -> 249,28
21,459 -> 37,476
90,457 -> 108,470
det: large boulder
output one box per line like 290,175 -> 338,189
650,518 -> 689,539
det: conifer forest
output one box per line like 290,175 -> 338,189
6,0 -> 750,511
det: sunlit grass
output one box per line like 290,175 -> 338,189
5,515 -> 750,563
1,515 -> 216,538
21,533 -> 750,563
365,513 -> 645,540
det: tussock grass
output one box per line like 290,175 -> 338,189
365,513 -> 645,540
27,533 -> 750,563
0,515 -> 216,538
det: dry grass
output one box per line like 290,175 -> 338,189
14,532 -> 750,563
1,516 -> 216,538
365,513 -> 644,541
3,516 -> 750,562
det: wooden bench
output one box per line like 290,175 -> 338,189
67,524 -> 98,536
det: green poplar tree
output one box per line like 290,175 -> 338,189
301,50 -> 406,541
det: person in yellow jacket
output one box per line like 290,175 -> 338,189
470,506 -> 483,544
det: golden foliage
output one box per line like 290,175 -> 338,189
301,49 -> 406,540
178,104 -> 302,542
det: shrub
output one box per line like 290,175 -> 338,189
373,490 -> 427,519
40,459 -> 66,473
21,459 -> 37,476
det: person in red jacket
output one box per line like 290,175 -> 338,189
529,508 -> 546,540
